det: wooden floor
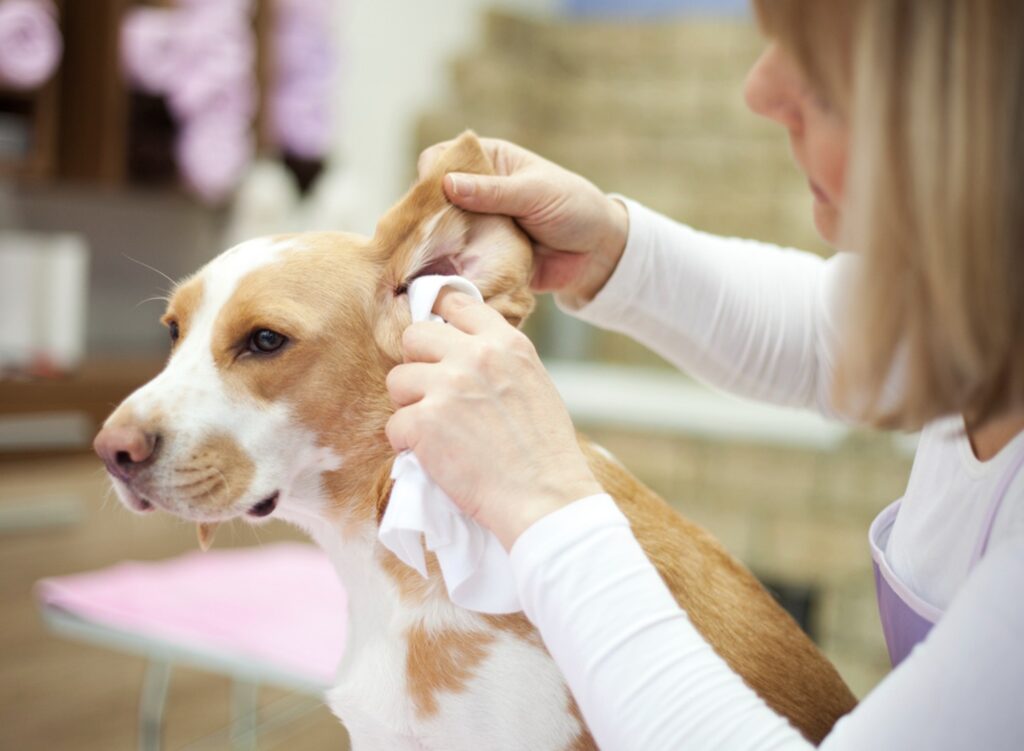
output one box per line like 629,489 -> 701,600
0,454 -> 350,750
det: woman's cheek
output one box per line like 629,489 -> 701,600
807,121 -> 849,244
812,198 -> 842,245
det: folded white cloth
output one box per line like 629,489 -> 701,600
378,274 -> 522,614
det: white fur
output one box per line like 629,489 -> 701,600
310,518 -> 584,751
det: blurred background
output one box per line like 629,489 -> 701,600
1,0 -> 910,748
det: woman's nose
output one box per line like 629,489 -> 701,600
743,44 -> 803,134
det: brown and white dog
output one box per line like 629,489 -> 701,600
94,132 -> 856,750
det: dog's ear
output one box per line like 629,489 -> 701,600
374,131 -> 535,328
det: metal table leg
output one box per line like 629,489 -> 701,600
139,659 -> 172,751
230,679 -> 259,750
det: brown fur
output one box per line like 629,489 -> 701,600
579,440 -> 857,743
565,693 -> 593,751
161,276 -> 204,345
179,432 -> 255,509
406,625 -> 496,718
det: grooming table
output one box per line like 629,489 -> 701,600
36,542 -> 347,750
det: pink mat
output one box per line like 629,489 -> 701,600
36,542 -> 347,686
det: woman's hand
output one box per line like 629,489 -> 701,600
418,136 -> 630,307
385,290 -> 605,550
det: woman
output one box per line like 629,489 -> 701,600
386,1 -> 1024,747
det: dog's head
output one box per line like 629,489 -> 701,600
94,132 -> 534,545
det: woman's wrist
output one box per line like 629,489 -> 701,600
494,476 -> 606,551
563,197 -> 630,307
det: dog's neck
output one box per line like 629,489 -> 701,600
282,447 -> 452,621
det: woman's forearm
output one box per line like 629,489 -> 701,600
560,199 -> 855,419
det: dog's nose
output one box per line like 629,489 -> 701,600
94,425 -> 160,480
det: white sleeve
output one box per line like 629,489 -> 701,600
510,494 -> 1024,751
558,198 -> 855,418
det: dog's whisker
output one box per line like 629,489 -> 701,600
122,254 -> 177,287
99,484 -> 117,512
172,476 -> 219,492
212,467 -> 232,500
134,295 -> 171,310
173,466 -> 214,475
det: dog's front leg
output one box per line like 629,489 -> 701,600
340,712 -> 425,751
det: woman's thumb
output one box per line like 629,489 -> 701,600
444,173 -> 535,217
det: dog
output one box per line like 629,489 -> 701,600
94,131 -> 857,750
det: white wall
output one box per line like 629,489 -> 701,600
332,0 -> 555,235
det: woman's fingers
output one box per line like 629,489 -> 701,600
443,172 -> 540,217
386,363 -> 432,407
385,399 -> 420,452
401,320 -> 464,363
434,290 -> 509,335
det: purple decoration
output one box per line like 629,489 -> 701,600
176,114 -> 254,205
271,77 -> 332,160
120,1 -> 259,204
169,65 -> 258,124
274,13 -> 334,83
270,0 -> 336,159
120,7 -> 181,95
167,6 -> 255,115
176,0 -> 254,12
0,0 -> 62,91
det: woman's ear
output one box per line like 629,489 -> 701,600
375,131 -> 535,328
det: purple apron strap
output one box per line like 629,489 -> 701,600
871,440 -> 1024,668
872,561 -> 937,668
870,501 -> 943,667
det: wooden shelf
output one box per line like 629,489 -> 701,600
0,358 -> 164,422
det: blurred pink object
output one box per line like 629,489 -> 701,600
36,542 -> 346,685
271,0 -> 336,158
0,0 -> 62,90
272,78 -> 332,160
119,1 -> 258,204
167,6 -> 256,119
177,0 -> 254,12
168,59 -> 258,123
176,114 -> 255,204
120,7 -> 181,95
275,13 -> 334,84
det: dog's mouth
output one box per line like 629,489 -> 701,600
195,492 -> 280,552
133,495 -> 156,513
247,491 -> 280,518
114,477 -> 282,551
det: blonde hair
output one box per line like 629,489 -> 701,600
754,0 -> 1024,430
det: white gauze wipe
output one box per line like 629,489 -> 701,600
378,274 -> 521,614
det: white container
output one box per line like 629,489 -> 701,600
0,231 -> 89,373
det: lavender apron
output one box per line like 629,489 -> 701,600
869,447 -> 1024,667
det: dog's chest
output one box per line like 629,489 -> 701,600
307,523 -> 588,750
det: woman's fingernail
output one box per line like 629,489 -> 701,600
446,174 -> 474,198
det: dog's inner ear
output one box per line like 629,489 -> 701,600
387,207 -> 472,295
375,132 -> 535,327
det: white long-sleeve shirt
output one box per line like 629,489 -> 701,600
509,198 -> 1024,750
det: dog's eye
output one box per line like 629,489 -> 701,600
248,329 -> 287,354
168,321 -> 180,343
